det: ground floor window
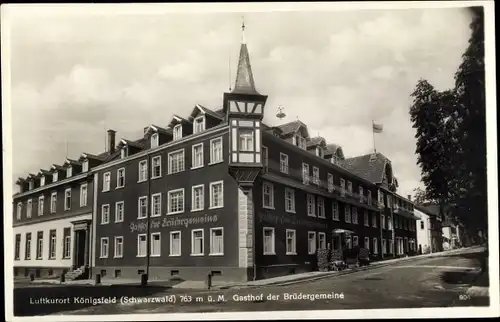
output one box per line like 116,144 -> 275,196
286,229 -> 296,255
137,234 -> 147,257
352,235 -> 359,247
15,234 -> 21,260
191,229 -> 204,255
263,227 -> 275,255
382,239 -> 387,254
210,228 -> 224,255
151,233 -> 161,256
100,237 -> 109,258
170,231 -> 181,256
372,237 -> 378,254
308,231 -> 316,254
364,237 -> 370,251
389,239 -> 394,254
114,236 -> 123,258
318,232 -> 326,250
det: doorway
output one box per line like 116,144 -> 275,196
75,230 -> 86,268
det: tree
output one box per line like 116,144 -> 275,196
413,187 -> 430,205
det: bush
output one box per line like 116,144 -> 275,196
316,249 -> 331,271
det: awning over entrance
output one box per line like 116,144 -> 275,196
332,229 -> 355,235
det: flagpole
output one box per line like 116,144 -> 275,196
372,120 -> 377,153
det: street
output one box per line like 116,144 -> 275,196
14,248 -> 489,316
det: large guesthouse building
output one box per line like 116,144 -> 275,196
13,28 -> 418,282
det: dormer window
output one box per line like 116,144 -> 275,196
40,176 -> 45,187
53,172 -> 58,182
331,155 -> 338,165
82,160 -> 89,172
66,166 -> 72,178
193,116 -> 205,134
316,147 -> 323,158
294,135 -> 307,150
121,147 -> 128,159
173,124 -> 182,140
29,180 -> 34,190
151,133 -> 159,148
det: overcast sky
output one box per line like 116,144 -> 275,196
4,4 -> 473,198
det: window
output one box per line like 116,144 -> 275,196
14,234 -> 21,260
191,229 -> 204,255
192,143 -> 204,169
286,229 -> 297,255
316,146 -> 323,158
378,191 -> 384,207
25,233 -> 32,260
347,181 -> 353,195
138,196 -> 148,218
389,239 -> 394,254
367,190 -> 372,205
101,204 -> 110,224
210,181 -> 223,209
302,163 -> 310,184
63,229 -> 71,259
308,232 -> 317,254
307,194 -> 315,217
210,137 -> 223,164
173,124 -> 182,140
117,168 -> 125,188
121,148 -> 128,159
387,195 -> 393,208
168,149 -> 185,174
114,237 -> 123,258
50,193 -> 57,213
36,232 -> 43,259
359,186 -> 364,203
388,215 -> 393,230
138,160 -> 148,182
318,232 -> 327,250
151,133 -> 159,148
332,201 -> 339,221
352,206 -> 358,224
151,233 -> 161,256
363,210 -> 369,226
115,201 -> 124,222
312,167 -> 319,185
103,172 -> 111,191
420,221 -> 424,230
66,166 -> 72,178
29,180 -> 34,190
263,227 -> 275,255
382,239 -> 387,254
353,236 -> 359,247
364,237 -> 370,251
239,129 -> 254,152
193,116 -> 205,134
191,185 -> 204,212
82,160 -> 89,172
16,203 -> 22,220
372,213 -> 377,228
80,183 -> 88,207
137,234 -> 147,257
295,135 -> 307,150
317,197 -> 325,218
327,173 -> 334,192
262,182 -> 274,209
53,172 -> 58,182
280,153 -> 289,174
340,178 -> 346,196
40,176 -> 45,187
152,156 -> 161,178
49,230 -> 56,259
381,214 -> 386,229
170,231 -> 181,256
27,199 -> 32,218
38,195 -> 44,216
344,205 -> 351,223
373,238 -> 378,254
284,188 -> 295,213
262,146 -> 268,172
64,188 -> 72,210
168,189 -> 185,214
151,193 -> 162,217
210,228 -> 224,255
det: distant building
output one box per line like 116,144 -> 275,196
414,204 -> 444,253
442,217 -> 464,250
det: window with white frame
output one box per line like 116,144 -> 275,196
117,168 -> 125,188
151,193 -> 162,217
387,195 -> 393,208
38,195 -> 44,216
352,206 -> 358,224
317,197 -> 325,218
152,156 -> 161,178
239,129 -> 254,151
382,239 -> 387,254
332,201 -> 339,221
50,192 -> 57,213
40,176 -> 45,187
340,178 -> 346,196
173,124 -> 182,140
191,229 -> 204,255
316,146 -> 323,158
170,231 -> 181,256
27,199 -> 32,218
151,133 -> 159,148
82,160 -> 89,172
17,203 -> 22,220
307,194 -> 315,216
347,181 -> 353,195
318,232 -> 327,250
101,204 -> 110,224
192,185 -> 204,211
388,215 -> 393,230
137,234 -> 147,257
138,160 -> 148,182
312,167 -> 320,185
168,149 -> 185,174
372,212 -> 377,227
63,234 -> 70,258
262,182 -> 274,209
121,147 -> 128,159
168,189 -> 184,214
53,172 -> 58,182
286,229 -> 297,255
210,137 -> 223,164
36,232 -> 43,259
284,188 -> 295,213
263,227 -> 275,255
66,166 -> 72,178
29,180 -> 34,190
151,233 -> 161,256
114,236 -> 123,258
138,196 -> 148,219
302,163 -> 310,184
295,135 -> 307,150
367,190 -> 372,205
115,201 -> 124,222
103,172 -> 111,191
280,153 -> 289,174
308,231 -> 317,254
210,228 -> 224,255
192,143 -> 204,169
373,238 -> 378,254
327,173 -> 334,192
353,236 -> 359,247
193,116 -> 205,134
364,210 -> 369,226
359,186 -> 364,202
344,205 -> 351,223
100,238 -> 109,258
381,214 -> 386,229
80,183 -> 88,207
389,239 -> 394,254
210,181 -> 223,209
364,237 -> 370,250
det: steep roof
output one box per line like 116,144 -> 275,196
325,144 -> 341,156
195,104 -> 224,120
232,42 -> 260,95
275,120 -> 308,136
307,136 -> 326,148
339,152 -> 389,184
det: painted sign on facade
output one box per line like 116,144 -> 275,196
258,212 -> 328,229
130,214 -> 219,233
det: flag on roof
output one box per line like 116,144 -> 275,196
373,122 -> 383,133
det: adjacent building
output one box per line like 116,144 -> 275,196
414,204 -> 444,253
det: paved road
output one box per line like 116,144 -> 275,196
15,248 -> 488,316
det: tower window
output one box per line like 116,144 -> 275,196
239,129 -> 254,152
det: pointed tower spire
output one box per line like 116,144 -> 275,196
232,19 -> 259,95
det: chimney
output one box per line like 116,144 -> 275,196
407,195 -> 412,201
107,129 -> 116,153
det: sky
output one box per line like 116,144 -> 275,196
3,4 -> 474,198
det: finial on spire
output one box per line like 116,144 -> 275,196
241,16 -> 246,44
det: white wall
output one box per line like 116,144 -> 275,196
415,209 -> 431,252
13,214 -> 91,268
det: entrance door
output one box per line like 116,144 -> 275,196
75,230 -> 86,268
